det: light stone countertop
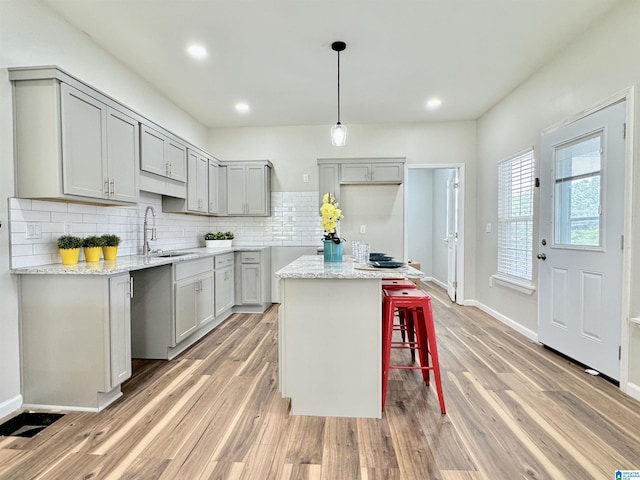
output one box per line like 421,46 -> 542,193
275,255 -> 424,280
11,246 -> 270,276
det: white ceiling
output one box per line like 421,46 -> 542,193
39,0 -> 622,128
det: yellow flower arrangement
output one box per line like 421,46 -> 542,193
320,192 -> 343,241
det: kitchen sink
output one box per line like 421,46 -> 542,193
153,251 -> 194,258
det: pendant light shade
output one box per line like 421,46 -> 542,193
331,123 -> 347,146
330,41 -> 347,146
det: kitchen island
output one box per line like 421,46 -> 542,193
275,255 -> 424,418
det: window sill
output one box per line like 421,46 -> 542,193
491,274 -> 536,295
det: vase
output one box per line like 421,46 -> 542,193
59,248 -> 80,265
323,239 -> 343,262
102,245 -> 119,260
83,246 -> 102,263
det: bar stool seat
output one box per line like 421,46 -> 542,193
382,288 -> 446,414
381,278 -> 417,360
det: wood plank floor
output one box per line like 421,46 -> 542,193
1,282 -> 639,479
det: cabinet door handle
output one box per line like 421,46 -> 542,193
104,179 -> 110,196
129,277 -> 134,298
110,179 -> 115,197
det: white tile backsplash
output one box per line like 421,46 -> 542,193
9,191 -> 324,268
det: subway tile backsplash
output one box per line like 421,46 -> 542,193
9,191 -> 324,268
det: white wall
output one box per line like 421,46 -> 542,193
209,122 -> 478,291
475,0 -> 640,389
0,0 -> 210,417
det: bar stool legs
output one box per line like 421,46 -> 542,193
382,289 -> 446,414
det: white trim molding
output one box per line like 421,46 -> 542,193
467,299 -> 539,343
0,394 -> 23,420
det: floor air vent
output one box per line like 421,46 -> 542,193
0,412 -> 64,438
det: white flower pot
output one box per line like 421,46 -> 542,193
205,239 -> 233,248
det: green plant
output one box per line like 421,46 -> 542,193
82,235 -> 106,248
204,231 -> 234,240
101,234 -> 121,247
57,235 -> 83,250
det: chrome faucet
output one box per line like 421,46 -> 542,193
143,206 -> 157,255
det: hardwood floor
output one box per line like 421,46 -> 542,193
1,282 -> 639,479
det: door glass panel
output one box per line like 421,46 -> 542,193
554,133 -> 602,247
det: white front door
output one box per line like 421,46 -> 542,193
538,101 -> 626,380
446,170 -> 458,302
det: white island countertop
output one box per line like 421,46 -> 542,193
275,255 -> 424,280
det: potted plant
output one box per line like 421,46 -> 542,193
204,231 -> 234,248
82,235 -> 105,263
101,234 -> 121,260
57,235 -> 83,265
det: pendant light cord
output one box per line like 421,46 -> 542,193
337,50 -> 341,124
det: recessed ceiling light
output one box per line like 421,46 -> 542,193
235,102 -> 250,114
426,98 -> 442,110
187,44 -> 208,60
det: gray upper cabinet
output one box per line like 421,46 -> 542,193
186,149 -> 209,213
208,160 -> 220,214
340,160 -> 405,184
140,123 -> 187,183
10,67 -> 140,204
226,161 -> 272,216
163,148 -> 220,215
318,163 -> 340,206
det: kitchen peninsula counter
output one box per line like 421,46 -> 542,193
11,246 -> 269,275
275,255 -> 423,418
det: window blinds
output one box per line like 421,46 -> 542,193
497,148 -> 535,282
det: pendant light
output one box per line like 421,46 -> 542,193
330,41 -> 347,146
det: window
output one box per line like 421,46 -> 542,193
554,132 -> 602,248
497,148 -> 535,283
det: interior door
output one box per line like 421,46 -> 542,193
445,170 -> 458,302
538,101 -> 626,380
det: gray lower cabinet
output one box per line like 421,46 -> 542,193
20,273 -> 132,411
10,67 -> 140,204
214,253 -> 234,316
131,255 -> 231,360
234,248 -> 272,313
174,258 -> 215,343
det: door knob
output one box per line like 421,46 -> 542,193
537,253 -> 547,260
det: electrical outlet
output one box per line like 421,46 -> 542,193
303,174 -> 309,183
26,223 -> 42,239
360,225 -> 366,234
64,222 -> 73,235
486,223 -> 492,233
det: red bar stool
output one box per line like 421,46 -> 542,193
382,288 -> 446,414
381,278 -> 417,360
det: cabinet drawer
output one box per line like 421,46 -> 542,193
215,253 -> 234,269
174,257 -> 213,281
240,251 -> 261,264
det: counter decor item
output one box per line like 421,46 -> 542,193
320,192 -> 344,262
101,234 -> 121,260
82,235 -> 105,263
204,231 -> 234,248
57,235 -> 83,265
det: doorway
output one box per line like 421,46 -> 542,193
538,100 -> 626,381
405,164 -> 464,304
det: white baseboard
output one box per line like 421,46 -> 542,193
466,299 -> 538,343
0,394 -> 23,420
430,277 -> 447,290
625,382 -> 640,402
